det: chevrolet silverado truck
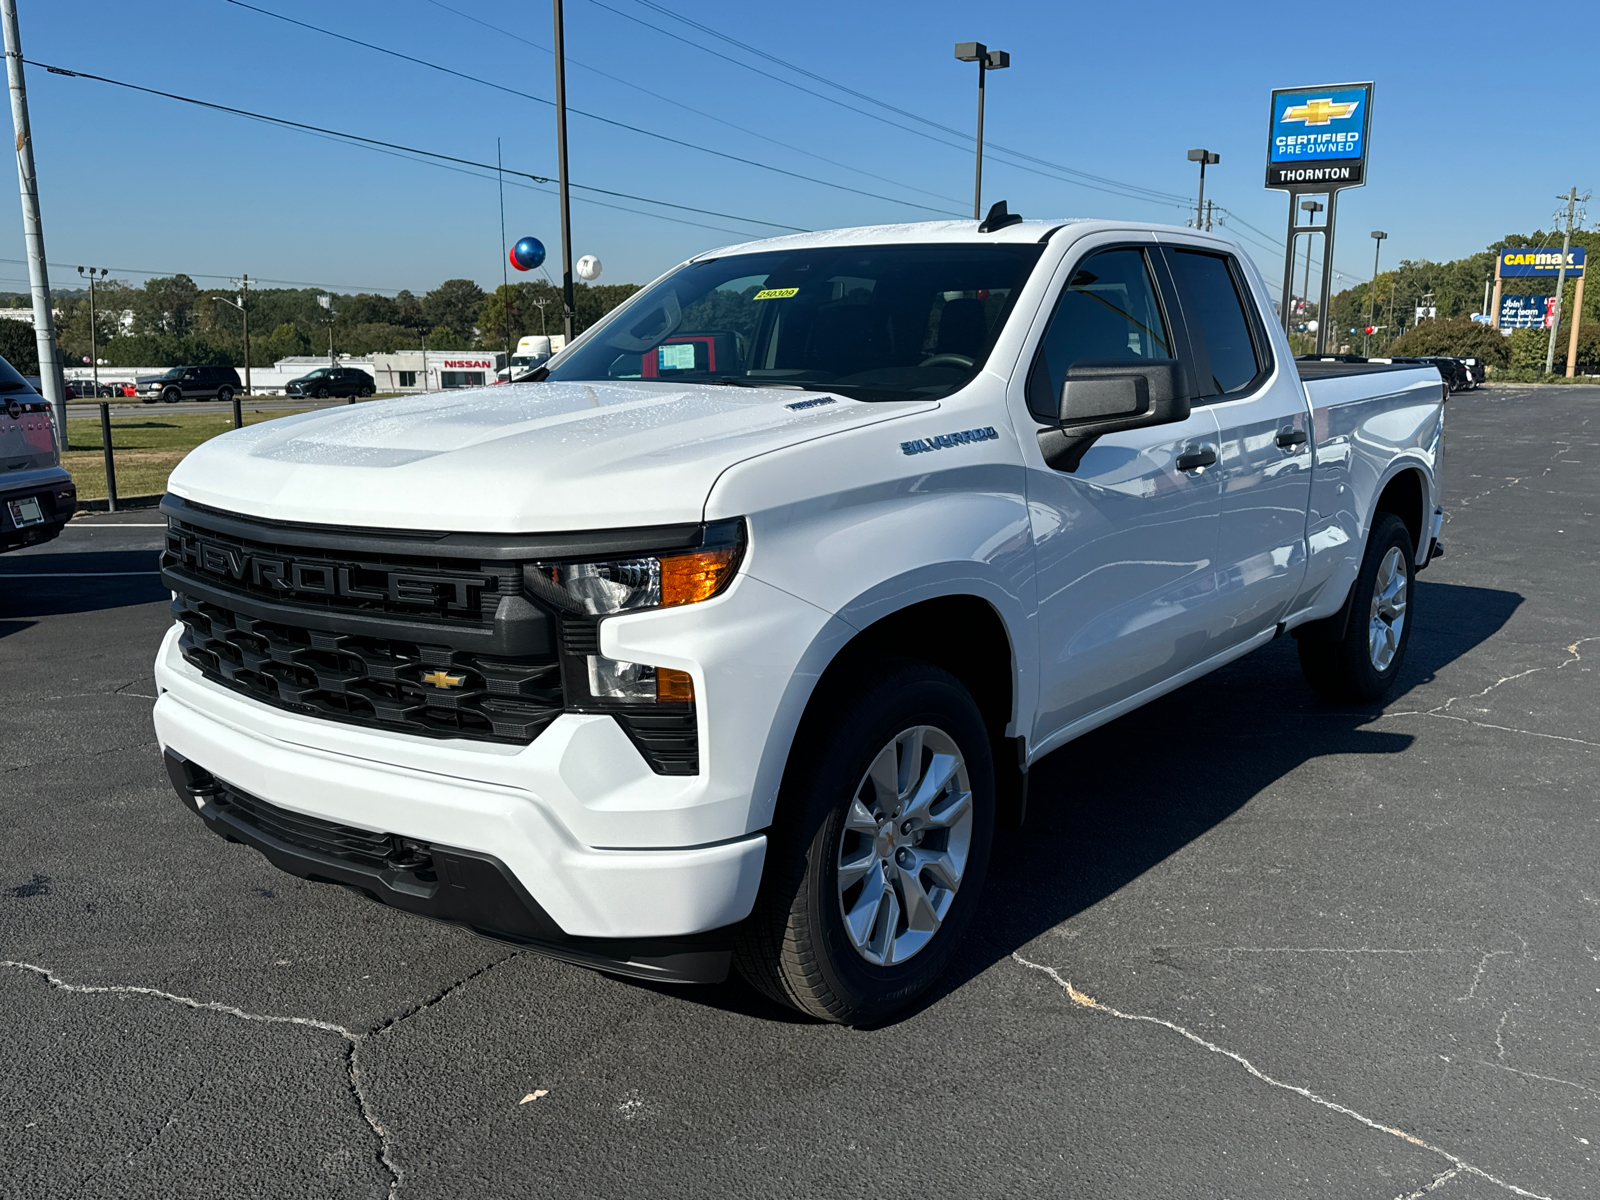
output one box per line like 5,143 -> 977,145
2,353 -> 75,553
154,211 -> 1445,1024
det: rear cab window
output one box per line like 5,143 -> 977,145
1164,249 -> 1271,398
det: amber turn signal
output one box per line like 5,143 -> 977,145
656,667 -> 695,703
660,547 -> 739,607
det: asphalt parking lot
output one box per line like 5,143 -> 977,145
3,384 -> 1597,1200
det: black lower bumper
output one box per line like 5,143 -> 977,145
1,475 -> 75,551
164,749 -> 733,984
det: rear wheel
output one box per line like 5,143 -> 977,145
1298,512 -> 1415,703
735,658 -> 995,1025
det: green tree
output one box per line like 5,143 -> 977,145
0,318 -> 38,373
421,279 -> 485,343
425,324 -> 471,351
133,274 -> 202,336
264,322 -> 310,362
1387,317 -> 1511,366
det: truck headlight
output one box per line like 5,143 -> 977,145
529,519 -> 744,616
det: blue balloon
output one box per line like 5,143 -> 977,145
510,237 -> 546,272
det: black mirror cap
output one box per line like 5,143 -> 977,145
1041,358 -> 1193,473
1059,359 -> 1191,426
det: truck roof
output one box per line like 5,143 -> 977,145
694,217 -> 1243,259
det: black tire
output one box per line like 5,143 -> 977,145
217,386 -> 233,404
1298,512 -> 1416,703
161,387 -> 181,404
358,384 -> 374,398
735,657 -> 995,1025
314,386 -> 329,399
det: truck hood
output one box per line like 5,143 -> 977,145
167,380 -> 933,532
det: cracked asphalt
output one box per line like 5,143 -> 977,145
2,384 -> 1597,1200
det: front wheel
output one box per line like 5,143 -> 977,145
735,658 -> 995,1025
161,388 -> 181,404
313,386 -> 329,399
1298,512 -> 1415,703
217,386 -> 233,404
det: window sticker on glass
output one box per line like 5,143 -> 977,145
753,287 -> 799,300
658,343 -> 696,371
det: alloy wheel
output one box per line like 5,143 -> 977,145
1368,546 -> 1408,671
835,725 -> 973,967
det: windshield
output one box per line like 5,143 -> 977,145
306,369 -> 328,378
546,243 -> 1045,402
161,368 -> 183,379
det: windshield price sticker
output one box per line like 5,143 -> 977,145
753,287 -> 799,300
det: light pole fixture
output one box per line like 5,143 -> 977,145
1186,148 -> 1219,229
212,272 -> 251,427
1298,199 -> 1323,323
955,41 -> 1009,220
553,0 -> 576,342
1365,231 -> 1387,356
75,265 -> 108,396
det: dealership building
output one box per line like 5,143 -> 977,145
367,350 -> 507,392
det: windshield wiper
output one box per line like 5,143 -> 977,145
706,377 -> 805,389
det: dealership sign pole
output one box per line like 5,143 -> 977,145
1266,82 -> 1373,355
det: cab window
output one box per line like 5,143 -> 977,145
1027,247 -> 1171,420
1166,250 -> 1264,397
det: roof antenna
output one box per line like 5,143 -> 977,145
978,199 -> 1022,233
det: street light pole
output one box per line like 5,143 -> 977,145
552,0 -> 576,343
954,42 -> 1009,220
1365,231 -> 1387,357
76,265 -> 106,394
212,277 -> 250,428
1298,199 -> 1323,326
1187,148 -> 1219,229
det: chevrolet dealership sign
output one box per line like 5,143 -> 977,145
1266,82 -> 1373,190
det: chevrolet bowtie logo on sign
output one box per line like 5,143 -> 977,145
1280,98 -> 1360,126
1266,82 -> 1372,191
421,670 -> 466,689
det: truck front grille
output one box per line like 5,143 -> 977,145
174,592 -> 562,743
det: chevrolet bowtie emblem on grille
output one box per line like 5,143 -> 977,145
421,670 -> 466,689
1281,98 -> 1359,126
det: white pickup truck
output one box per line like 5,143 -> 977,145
154,211 -> 1445,1024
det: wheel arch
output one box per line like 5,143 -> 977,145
1370,462 -> 1431,560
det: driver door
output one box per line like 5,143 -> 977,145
1020,241 -> 1226,749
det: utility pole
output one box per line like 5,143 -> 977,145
76,265 -> 107,394
1187,149 -> 1219,230
2,0 -> 65,445
954,43 -> 1010,220
1546,187 -> 1578,377
317,294 -> 335,367
1204,199 -> 1214,232
1365,231 -> 1386,357
552,0 -> 576,343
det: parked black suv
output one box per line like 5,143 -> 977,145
285,366 -> 375,399
140,365 -> 243,404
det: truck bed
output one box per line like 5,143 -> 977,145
1295,357 -> 1437,381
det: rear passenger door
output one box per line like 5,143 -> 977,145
1160,242 -> 1312,649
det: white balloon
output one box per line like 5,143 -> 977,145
575,255 -> 603,281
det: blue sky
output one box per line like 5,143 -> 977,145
9,0 -> 1597,300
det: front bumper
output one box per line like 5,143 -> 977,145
164,748 -> 737,983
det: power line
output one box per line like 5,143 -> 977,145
30,60 -> 804,237
597,0 -> 1195,209
218,0 -> 963,218
420,0 -> 965,208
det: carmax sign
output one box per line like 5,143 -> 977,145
1498,248 -> 1586,278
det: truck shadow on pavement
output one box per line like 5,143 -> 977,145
688,579 -> 1524,1024
0,550 -> 166,621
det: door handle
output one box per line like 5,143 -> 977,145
1175,445 -> 1217,471
1276,427 -> 1308,448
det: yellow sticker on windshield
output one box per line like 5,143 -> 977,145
753,287 -> 799,300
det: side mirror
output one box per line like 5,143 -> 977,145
1040,358 -> 1192,472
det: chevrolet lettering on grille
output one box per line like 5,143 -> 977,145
168,530 -> 489,611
